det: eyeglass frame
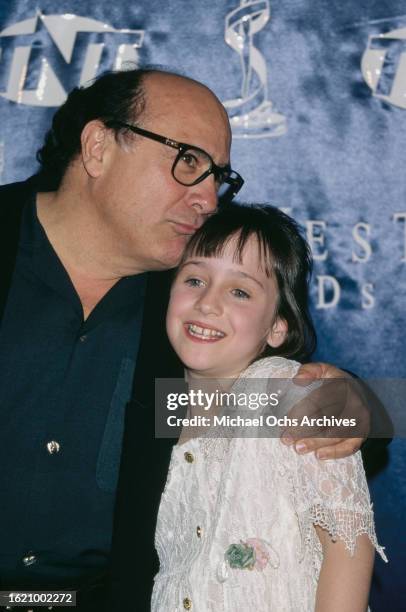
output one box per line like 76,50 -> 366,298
104,120 -> 244,201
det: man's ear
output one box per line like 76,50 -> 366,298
267,318 -> 288,348
80,120 -> 111,178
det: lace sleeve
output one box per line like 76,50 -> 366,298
293,450 -> 387,562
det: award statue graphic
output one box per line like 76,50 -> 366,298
223,0 -> 287,138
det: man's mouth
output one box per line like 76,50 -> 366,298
185,322 -> 226,341
171,221 -> 202,235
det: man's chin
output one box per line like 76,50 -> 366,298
162,239 -> 191,268
150,251 -> 183,271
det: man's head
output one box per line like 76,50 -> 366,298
37,68 -> 240,272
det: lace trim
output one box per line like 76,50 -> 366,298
298,504 -> 388,563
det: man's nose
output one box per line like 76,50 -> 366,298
195,286 -> 222,316
188,175 -> 218,215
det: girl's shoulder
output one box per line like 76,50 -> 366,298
241,356 -> 301,379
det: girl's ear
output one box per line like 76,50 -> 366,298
267,318 -> 288,348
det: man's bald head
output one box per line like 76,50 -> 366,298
36,68 -> 231,190
141,71 -> 231,143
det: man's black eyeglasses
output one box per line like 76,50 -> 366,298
105,120 -> 244,202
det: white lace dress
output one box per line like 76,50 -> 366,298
152,357 -> 386,611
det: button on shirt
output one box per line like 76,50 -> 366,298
0,197 -> 146,585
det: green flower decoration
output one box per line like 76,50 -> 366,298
225,541 -> 256,570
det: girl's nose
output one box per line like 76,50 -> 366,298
195,288 -> 222,316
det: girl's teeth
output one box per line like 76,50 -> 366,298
188,324 -> 224,339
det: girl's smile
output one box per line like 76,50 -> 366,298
184,321 -> 226,342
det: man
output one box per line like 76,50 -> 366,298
0,68 -> 368,611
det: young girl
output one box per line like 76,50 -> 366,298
152,203 -> 386,611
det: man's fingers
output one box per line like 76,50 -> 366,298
292,362 -> 323,386
292,437 -> 342,454
286,381 -> 349,419
293,362 -> 350,386
294,362 -> 351,381
315,438 -> 363,460
290,437 -> 363,459
282,377 -> 370,441
280,420 -> 331,441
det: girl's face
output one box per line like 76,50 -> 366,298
166,235 -> 287,379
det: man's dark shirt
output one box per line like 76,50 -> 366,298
0,195 -> 146,587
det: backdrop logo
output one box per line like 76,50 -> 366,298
223,0 -> 287,139
361,26 -> 406,109
0,12 -> 144,106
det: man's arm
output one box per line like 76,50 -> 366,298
284,362 -> 392,460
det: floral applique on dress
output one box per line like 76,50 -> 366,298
217,538 -> 280,582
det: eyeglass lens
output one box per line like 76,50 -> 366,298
173,146 -> 238,199
173,148 -> 213,185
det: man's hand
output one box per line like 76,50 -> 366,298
281,362 -> 369,460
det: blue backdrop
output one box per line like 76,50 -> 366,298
0,1 -> 405,608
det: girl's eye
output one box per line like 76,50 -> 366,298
185,277 -> 205,288
231,288 -> 250,299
